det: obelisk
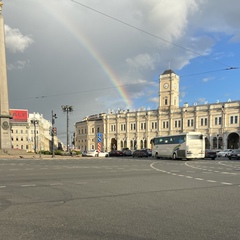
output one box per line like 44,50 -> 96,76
0,2 -> 12,150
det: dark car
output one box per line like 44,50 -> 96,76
108,150 -> 123,157
132,149 -> 149,158
228,149 -> 240,160
123,149 -> 132,156
205,149 -> 217,160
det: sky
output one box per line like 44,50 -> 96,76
3,0 -> 240,146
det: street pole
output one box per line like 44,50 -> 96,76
31,120 -> 39,154
51,110 -> 57,158
61,105 -> 73,152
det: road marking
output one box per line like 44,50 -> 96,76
221,182 -> 233,185
207,180 -> 217,183
0,186 -> 6,188
49,183 -> 63,186
75,182 -> 87,185
9,169 -> 19,171
21,184 -> 36,187
195,178 -> 204,181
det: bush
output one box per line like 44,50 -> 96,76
55,150 -> 63,155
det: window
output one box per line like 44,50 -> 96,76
174,120 -> 181,128
140,122 -> 146,130
92,128 -> 94,133
120,124 -> 126,131
97,127 -> 100,133
200,117 -> 208,126
151,122 -> 157,129
187,119 -> 194,127
230,115 -> 238,124
111,124 -> 116,132
164,97 -> 168,105
214,117 -> 222,125
130,123 -> 136,131
163,121 -> 169,129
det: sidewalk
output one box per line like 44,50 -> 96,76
0,154 -> 82,160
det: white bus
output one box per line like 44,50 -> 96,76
151,132 -> 205,160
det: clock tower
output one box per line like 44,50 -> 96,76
159,69 -> 179,110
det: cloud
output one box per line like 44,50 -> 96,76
126,53 -> 155,71
7,60 -> 30,71
202,77 -> 215,82
5,25 -> 34,53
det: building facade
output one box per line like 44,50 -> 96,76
10,111 -> 60,153
75,69 -> 240,152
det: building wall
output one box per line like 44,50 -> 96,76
74,70 -> 240,152
11,112 -> 60,152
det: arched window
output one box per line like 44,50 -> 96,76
212,137 -> 217,149
164,97 -> 168,105
130,140 -> 133,150
140,140 -> 143,149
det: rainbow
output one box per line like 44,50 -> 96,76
42,3 -> 132,109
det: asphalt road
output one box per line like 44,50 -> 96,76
0,156 -> 240,240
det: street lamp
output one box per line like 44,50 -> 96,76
31,120 -> 39,154
51,110 -> 57,157
61,105 -> 73,152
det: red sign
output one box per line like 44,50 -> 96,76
10,109 -> 28,122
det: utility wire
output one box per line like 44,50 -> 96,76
10,67 -> 238,102
69,0 -> 237,69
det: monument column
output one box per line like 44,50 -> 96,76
0,2 -> 12,149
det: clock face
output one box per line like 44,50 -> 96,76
163,83 -> 169,89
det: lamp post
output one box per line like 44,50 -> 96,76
51,110 -> 57,157
61,105 -> 73,152
31,120 -> 39,154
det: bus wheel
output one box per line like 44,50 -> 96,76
172,153 -> 176,160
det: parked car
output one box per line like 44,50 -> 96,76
98,151 -> 109,157
132,149 -> 149,158
205,149 -> 217,160
142,148 -> 152,157
86,150 -> 99,157
217,149 -> 234,157
228,149 -> 240,160
123,149 -> 132,156
108,150 -> 123,157
81,151 -> 87,157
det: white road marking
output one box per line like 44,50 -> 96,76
21,184 -> 36,187
0,186 -> 6,188
49,183 -> 63,186
221,182 -> 233,185
207,180 -> 217,183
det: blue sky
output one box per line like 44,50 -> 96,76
3,0 -> 240,144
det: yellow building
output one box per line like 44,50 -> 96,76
10,111 -> 60,153
75,69 -> 240,151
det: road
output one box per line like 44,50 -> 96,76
0,156 -> 240,240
